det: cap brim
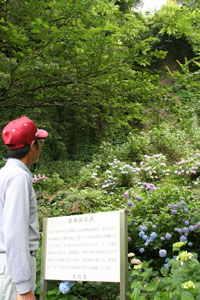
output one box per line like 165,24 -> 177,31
37,129 -> 48,138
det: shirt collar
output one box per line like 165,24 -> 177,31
6,158 -> 32,178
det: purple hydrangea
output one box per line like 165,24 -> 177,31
136,195 -> 142,202
189,226 -> 195,231
124,191 -> 129,199
172,210 -> 177,215
139,248 -> 145,253
127,200 -> 133,207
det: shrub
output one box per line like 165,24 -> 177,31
126,186 -> 200,264
128,242 -> 200,299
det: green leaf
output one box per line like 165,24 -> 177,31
145,280 -> 159,292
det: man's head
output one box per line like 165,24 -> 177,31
2,116 -> 48,161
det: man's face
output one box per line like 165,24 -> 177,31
32,139 -> 42,163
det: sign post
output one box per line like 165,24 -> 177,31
40,210 -> 128,300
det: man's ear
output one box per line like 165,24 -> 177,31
30,140 -> 36,152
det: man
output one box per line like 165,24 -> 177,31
0,116 -> 48,300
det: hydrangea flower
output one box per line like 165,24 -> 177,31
159,249 -> 167,258
182,281 -> 195,289
124,191 -> 129,199
180,235 -> 187,242
164,263 -> 170,269
128,252 -> 135,257
142,235 -> 148,241
139,248 -> 145,253
178,251 -> 193,262
131,258 -> 141,265
165,233 -> 172,240
127,200 -> 133,207
59,281 -> 74,294
183,227 -> 189,234
150,232 -> 157,240
136,195 -> 142,201
139,231 -> 145,237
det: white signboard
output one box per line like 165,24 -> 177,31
44,211 -> 121,282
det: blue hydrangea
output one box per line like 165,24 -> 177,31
150,232 -> 157,240
165,233 -> 172,240
183,227 -> 189,234
142,235 -> 148,241
59,281 -> 74,294
159,249 -> 167,258
152,224 -> 157,229
164,263 -> 170,269
180,235 -> 187,242
139,231 -> 145,237
143,226 -> 148,232
139,248 -> 145,253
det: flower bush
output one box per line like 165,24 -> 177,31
173,150 -> 200,183
128,242 -> 200,299
139,154 -> 171,182
127,186 -> 200,264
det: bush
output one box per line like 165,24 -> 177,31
128,243 -> 200,299
126,186 -> 200,266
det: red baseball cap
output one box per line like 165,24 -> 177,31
2,116 -> 48,149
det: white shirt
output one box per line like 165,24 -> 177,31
0,158 -> 39,294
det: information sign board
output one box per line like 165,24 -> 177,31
40,210 -> 128,300
44,211 -> 121,282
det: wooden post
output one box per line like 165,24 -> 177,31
120,210 -> 128,300
40,218 -> 48,300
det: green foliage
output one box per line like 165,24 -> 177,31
128,244 -> 200,299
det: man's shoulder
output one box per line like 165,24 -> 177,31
0,163 -> 30,183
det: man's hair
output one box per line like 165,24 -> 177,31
6,140 -> 39,159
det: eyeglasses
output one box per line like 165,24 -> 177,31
35,139 -> 45,146
39,139 -> 45,146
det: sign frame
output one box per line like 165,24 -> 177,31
39,210 -> 128,300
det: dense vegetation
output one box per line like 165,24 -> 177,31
1,0 -> 200,299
